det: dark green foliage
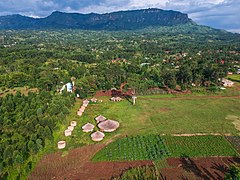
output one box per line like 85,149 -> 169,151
225,165 -> 240,180
0,92 -> 75,178
1,27 -> 239,96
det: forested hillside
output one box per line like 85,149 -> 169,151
0,24 -> 239,95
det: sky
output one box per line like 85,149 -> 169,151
0,0 -> 239,33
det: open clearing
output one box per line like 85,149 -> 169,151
44,95 -> 240,153
30,94 -> 240,179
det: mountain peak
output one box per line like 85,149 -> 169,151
0,8 -> 192,30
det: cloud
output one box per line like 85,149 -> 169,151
0,0 -> 239,32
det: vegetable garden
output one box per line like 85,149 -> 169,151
93,135 -> 239,162
163,135 -> 238,157
92,135 -> 169,161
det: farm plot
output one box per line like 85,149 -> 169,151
225,136 -> 240,151
93,135 -> 238,162
92,135 -> 169,161
163,135 -> 238,157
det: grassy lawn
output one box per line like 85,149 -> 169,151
49,94 -> 240,152
228,74 -> 240,82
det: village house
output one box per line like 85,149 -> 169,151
222,78 -> 234,87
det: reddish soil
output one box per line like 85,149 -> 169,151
160,157 -> 240,180
95,89 -> 134,98
140,95 -> 240,101
28,143 -> 153,180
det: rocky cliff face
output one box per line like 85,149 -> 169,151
0,8 -> 192,30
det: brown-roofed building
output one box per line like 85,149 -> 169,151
98,119 -> 120,132
82,123 -> 95,132
91,131 -> 105,141
95,115 -> 107,123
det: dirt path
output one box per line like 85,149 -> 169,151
29,142 -> 153,180
168,133 -> 233,136
140,95 -> 240,101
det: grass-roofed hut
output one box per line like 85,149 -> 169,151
91,131 -> 105,141
98,119 -> 120,132
82,123 -> 95,132
95,115 -> 107,123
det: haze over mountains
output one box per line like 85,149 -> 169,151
0,8 -> 193,30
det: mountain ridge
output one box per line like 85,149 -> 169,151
0,8 -> 192,30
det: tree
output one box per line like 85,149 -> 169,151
225,165 -> 240,180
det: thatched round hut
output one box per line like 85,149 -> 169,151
80,106 -> 86,110
71,121 -> 77,127
68,126 -> 74,131
98,119 -> 119,132
91,97 -> 97,102
58,141 -> 66,149
110,97 -> 122,102
79,108 -> 84,113
65,129 -> 72,136
82,123 -> 94,132
83,99 -> 89,106
91,131 -> 105,141
95,115 -> 107,123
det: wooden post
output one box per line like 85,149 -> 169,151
132,96 -> 137,105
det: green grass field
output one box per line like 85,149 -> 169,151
228,74 -> 240,82
50,94 -> 240,152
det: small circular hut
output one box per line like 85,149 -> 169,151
64,129 -> 72,136
95,115 -> 107,123
68,126 -> 74,131
91,97 -> 97,102
58,141 -> 66,149
77,111 -> 83,116
71,121 -> 77,127
82,123 -> 95,132
98,119 -> 119,132
91,131 -> 105,141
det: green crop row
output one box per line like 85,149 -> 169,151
92,135 -> 239,162
163,135 -> 238,157
92,135 -> 169,161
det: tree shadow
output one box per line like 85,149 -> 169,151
123,94 -> 133,105
159,173 -> 167,180
201,166 -> 216,180
177,175 -> 189,180
211,162 -> 228,174
180,155 -> 209,179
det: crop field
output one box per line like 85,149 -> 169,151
92,135 -> 169,161
50,95 -> 240,152
225,136 -> 240,151
93,135 -> 239,161
163,135 -> 238,157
